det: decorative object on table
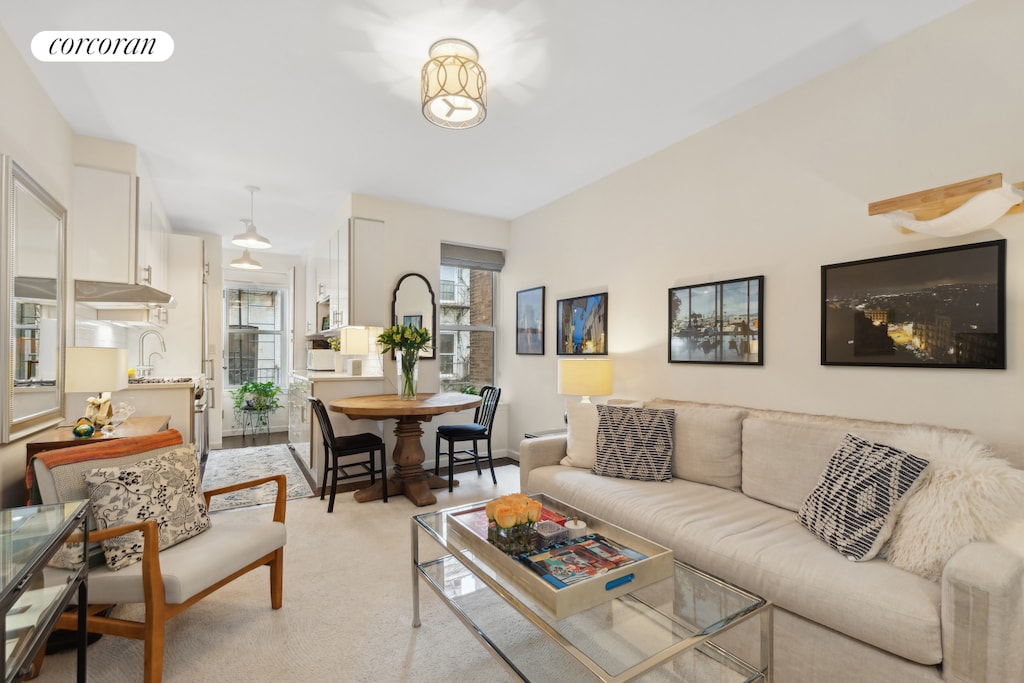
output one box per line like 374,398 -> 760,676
229,380 -> 283,431
484,493 -> 543,555
821,240 -> 1005,369
669,275 -> 763,365
516,286 -> 545,355
72,416 -> 95,438
64,346 -> 129,427
556,292 -> 607,355
377,324 -> 431,400
330,327 -> 371,375
563,516 -> 588,538
535,519 -> 570,545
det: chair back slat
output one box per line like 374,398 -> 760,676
307,397 -> 336,445
474,386 -> 501,431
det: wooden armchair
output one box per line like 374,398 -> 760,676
29,431 -> 287,683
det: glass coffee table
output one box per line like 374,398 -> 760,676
412,496 -> 772,682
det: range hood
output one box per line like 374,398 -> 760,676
75,279 -> 175,309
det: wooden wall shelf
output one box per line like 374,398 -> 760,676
869,173 -> 1024,222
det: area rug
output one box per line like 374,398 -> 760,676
202,444 -> 314,511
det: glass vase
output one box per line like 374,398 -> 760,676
397,350 -> 419,400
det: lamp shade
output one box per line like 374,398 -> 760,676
558,358 -> 613,400
231,220 -> 272,249
230,248 -> 263,270
421,38 -> 486,129
340,326 -> 370,355
65,347 -> 128,393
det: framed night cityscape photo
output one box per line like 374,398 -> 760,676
821,240 -> 1005,369
556,292 -> 607,355
669,276 -> 763,365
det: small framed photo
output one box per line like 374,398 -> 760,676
556,292 -> 608,355
821,240 -> 1005,368
669,276 -> 762,365
321,315 -> 330,331
403,314 -> 423,329
516,286 -> 545,355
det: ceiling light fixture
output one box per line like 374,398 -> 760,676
231,185 -> 272,249
421,38 -> 486,129
229,248 -> 263,270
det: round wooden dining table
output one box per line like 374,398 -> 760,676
328,392 -> 482,506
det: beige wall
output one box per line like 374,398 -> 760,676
0,25 -> 74,505
502,0 -> 1024,448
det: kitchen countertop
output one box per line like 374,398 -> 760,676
292,371 -> 384,382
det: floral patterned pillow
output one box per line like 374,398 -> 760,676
83,445 -> 211,571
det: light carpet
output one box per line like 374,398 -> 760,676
34,466 -> 528,683
202,444 -> 314,511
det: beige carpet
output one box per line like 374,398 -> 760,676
35,466 -> 530,683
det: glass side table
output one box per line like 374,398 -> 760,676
0,501 -> 88,683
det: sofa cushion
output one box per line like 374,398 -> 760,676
526,464 -> 942,665
883,430 -> 1024,580
645,400 -> 745,489
592,404 -> 674,481
741,418 -> 914,512
560,400 -> 643,469
84,445 -> 211,570
797,433 -> 929,562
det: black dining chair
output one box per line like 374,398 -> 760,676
308,397 -> 387,511
434,386 -> 501,492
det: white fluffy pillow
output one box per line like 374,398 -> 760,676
885,430 -> 1024,581
559,400 -> 642,469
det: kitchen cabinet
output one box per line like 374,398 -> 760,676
288,372 -> 383,490
71,166 -> 135,284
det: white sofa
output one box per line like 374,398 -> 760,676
519,399 -> 1024,683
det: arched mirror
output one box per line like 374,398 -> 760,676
391,272 -> 436,359
1,156 -> 66,443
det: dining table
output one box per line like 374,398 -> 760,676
328,392 -> 482,507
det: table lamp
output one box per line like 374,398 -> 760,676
558,358 -> 613,422
65,347 -> 129,429
340,326 -> 371,376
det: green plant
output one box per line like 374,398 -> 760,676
461,385 -> 480,395
376,324 -> 431,355
230,380 -> 283,428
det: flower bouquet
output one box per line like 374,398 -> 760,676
485,493 -> 544,555
377,324 -> 431,399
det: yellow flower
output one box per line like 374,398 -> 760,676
494,504 -> 518,529
526,500 -> 543,523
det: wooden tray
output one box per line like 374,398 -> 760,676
447,494 -> 673,620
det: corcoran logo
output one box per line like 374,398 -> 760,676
31,31 -> 174,62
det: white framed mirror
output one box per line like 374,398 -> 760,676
1,156 -> 66,443
391,272 -> 436,360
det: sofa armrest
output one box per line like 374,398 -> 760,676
942,541 -> 1024,682
204,474 -> 287,523
519,436 -> 568,492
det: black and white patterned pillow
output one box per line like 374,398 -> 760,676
592,405 -> 675,481
83,445 -> 211,571
797,433 -> 929,561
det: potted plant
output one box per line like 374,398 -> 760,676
230,380 -> 283,429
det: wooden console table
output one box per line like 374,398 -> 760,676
329,393 -> 480,507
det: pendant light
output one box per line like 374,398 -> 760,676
422,38 -> 486,129
230,248 -> 263,270
231,185 -> 272,249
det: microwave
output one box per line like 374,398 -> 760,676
307,349 -> 336,371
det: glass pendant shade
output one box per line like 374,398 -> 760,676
422,38 -> 486,129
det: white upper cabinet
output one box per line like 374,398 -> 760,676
71,165 -> 135,284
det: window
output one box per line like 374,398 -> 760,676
225,285 -> 286,387
438,244 -> 503,393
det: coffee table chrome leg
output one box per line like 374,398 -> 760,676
761,604 -> 773,682
411,516 -> 421,627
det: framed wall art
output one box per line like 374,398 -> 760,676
821,239 -> 1005,369
556,292 -> 608,355
516,286 -> 545,355
669,276 -> 763,365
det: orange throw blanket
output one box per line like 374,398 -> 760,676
27,430 -> 184,504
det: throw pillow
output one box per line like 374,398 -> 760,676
83,445 -> 211,571
883,430 -> 1024,581
797,433 -> 929,561
560,400 -> 643,469
592,404 -> 675,481
645,400 -> 745,490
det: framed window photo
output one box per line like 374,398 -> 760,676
403,314 -> 422,329
516,286 -> 545,355
821,239 -> 1005,368
669,276 -> 762,365
556,292 -> 608,355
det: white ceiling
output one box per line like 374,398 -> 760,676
1,1 -> 972,256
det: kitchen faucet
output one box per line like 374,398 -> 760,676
137,330 -> 167,377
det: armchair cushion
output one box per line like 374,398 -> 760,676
83,445 -> 211,570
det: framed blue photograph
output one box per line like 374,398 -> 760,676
516,286 -> 545,355
556,292 -> 607,355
